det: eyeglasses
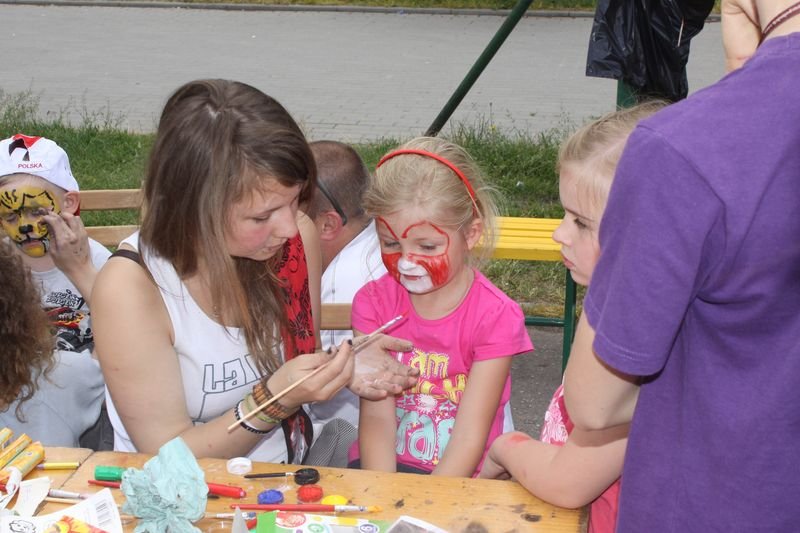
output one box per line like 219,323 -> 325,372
315,179 -> 348,226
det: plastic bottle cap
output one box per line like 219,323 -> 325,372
258,489 -> 285,505
226,457 -> 253,476
94,465 -> 126,481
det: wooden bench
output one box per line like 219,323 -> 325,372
81,189 -> 577,368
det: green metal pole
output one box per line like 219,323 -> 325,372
561,269 -> 577,373
616,79 -> 637,108
425,0 -> 534,137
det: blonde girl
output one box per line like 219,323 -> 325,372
480,101 -> 666,533
350,136 -> 533,476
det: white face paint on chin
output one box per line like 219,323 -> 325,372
397,257 -> 434,294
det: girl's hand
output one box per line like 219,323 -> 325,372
349,334 -> 418,400
721,0 -> 760,72
479,454 -> 511,480
268,342 -> 356,409
478,432 -> 530,480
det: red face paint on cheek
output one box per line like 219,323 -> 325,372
382,252 -> 401,282
409,252 -> 450,287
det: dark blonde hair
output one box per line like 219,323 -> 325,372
0,240 -> 55,419
366,137 -> 498,262
558,100 -> 668,219
140,79 -> 316,374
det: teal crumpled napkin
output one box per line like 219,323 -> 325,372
121,437 -> 208,533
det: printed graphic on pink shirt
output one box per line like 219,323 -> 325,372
395,347 -> 466,469
540,384 -> 569,445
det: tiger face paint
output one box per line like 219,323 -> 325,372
377,215 -> 459,295
0,184 -> 60,258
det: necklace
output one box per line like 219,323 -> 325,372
762,1 -> 800,42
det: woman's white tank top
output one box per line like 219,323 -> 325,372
105,231 -> 288,463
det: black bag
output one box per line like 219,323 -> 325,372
586,0 -> 715,102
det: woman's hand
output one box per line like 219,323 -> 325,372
267,341 -> 356,409
349,334 -> 418,400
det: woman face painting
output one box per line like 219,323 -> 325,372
225,177 -> 302,262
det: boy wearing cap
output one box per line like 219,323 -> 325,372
0,133 -> 108,447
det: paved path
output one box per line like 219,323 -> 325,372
1,3 -> 725,141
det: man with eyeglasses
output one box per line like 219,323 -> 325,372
303,140 -> 387,466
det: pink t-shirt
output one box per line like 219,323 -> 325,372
541,384 -> 621,533
351,270 -> 533,475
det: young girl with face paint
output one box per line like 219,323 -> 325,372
479,102 -> 665,532
349,136 -> 533,477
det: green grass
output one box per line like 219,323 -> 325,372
0,89 -> 572,317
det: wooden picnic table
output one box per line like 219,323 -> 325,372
39,448 -> 587,532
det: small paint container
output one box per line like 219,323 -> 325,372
321,494 -> 348,506
226,457 -> 253,476
297,484 -> 323,503
258,489 -> 284,505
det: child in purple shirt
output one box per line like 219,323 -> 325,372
564,2 -> 800,531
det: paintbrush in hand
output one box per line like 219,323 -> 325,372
229,314 -> 404,431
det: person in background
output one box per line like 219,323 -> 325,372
563,2 -> 800,530
301,141 -> 389,466
0,134 -> 107,448
306,140 -> 387,351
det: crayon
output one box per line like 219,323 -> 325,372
0,434 -> 31,470
36,462 -> 81,470
0,442 -> 44,482
0,429 -> 12,450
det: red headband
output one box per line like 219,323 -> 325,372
376,148 -> 480,216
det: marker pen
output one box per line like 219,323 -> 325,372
93,466 -> 246,498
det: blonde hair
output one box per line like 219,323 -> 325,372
365,136 -> 498,263
558,100 -> 667,219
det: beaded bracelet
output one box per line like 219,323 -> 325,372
233,399 -> 273,435
252,381 -> 298,421
243,393 -> 281,425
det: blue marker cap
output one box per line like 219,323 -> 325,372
258,489 -> 284,505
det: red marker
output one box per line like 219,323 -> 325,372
206,482 -> 246,499
88,479 -> 121,488
88,479 -> 245,498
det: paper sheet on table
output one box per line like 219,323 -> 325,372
13,477 -> 51,517
0,469 -> 23,512
0,489 -> 122,533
